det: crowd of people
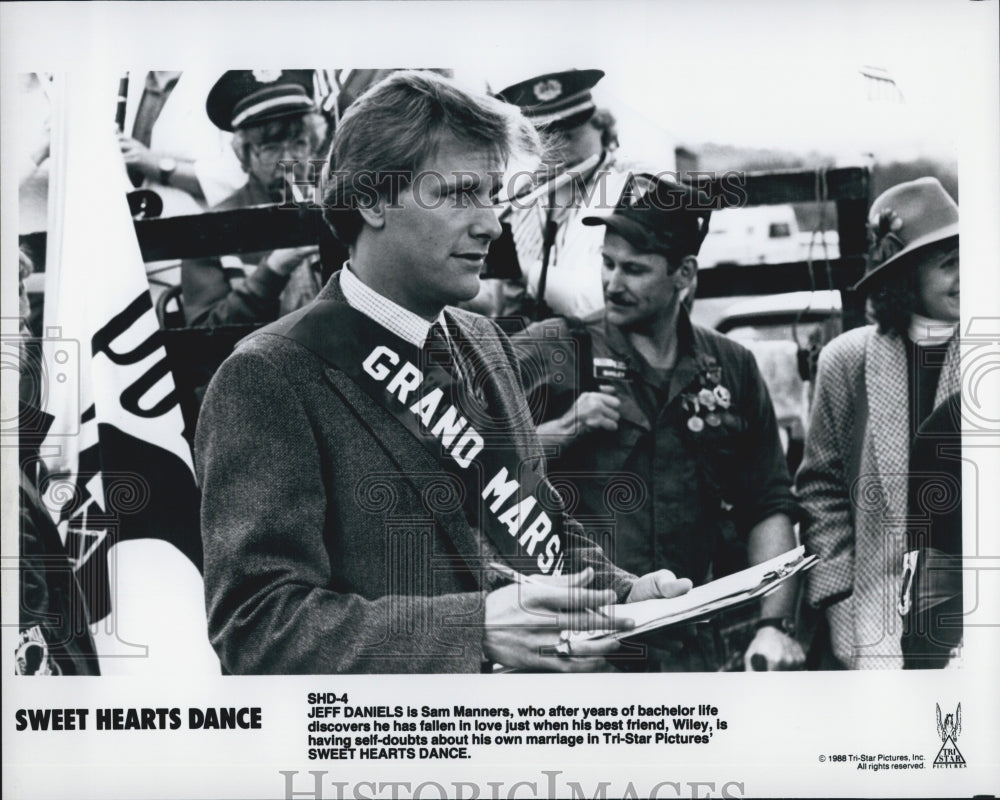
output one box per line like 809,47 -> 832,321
18,67 -> 962,675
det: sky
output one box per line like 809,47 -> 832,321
477,1 -> 982,167
3,0 -> 991,168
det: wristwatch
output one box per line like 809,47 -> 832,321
755,616 -> 797,637
158,157 -> 178,186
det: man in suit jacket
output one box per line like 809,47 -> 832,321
195,70 -> 690,674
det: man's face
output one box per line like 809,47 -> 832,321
246,133 -> 314,192
601,231 -> 681,330
541,121 -> 602,170
375,132 -> 503,318
915,243 -> 960,322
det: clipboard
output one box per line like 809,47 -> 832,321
583,546 -> 818,642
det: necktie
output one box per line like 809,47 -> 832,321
423,323 -> 456,377
424,322 -> 489,410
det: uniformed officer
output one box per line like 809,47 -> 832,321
471,69 -> 646,320
182,70 -> 331,328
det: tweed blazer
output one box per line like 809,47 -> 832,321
796,325 -> 961,669
195,273 -> 635,674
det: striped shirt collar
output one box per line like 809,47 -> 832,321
339,262 -> 445,348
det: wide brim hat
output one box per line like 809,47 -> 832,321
207,69 -> 317,132
581,173 -> 712,257
853,176 -> 959,293
497,69 -> 604,130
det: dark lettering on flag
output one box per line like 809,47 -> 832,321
91,293 -> 180,418
45,293 -> 202,621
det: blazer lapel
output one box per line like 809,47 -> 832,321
323,367 -> 441,476
448,313 -> 546,468
934,333 -> 962,409
866,331 -> 910,521
296,280 -> 493,582
322,368 -> 489,584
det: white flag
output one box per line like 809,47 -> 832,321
40,71 -> 213,673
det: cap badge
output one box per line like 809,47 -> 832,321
252,69 -> 283,84
532,78 -> 562,102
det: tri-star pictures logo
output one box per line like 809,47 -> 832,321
933,703 -> 966,768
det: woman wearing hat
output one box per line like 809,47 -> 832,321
796,177 -> 961,670
181,70 -> 329,328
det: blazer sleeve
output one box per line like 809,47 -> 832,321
795,336 -> 859,608
196,345 -> 487,674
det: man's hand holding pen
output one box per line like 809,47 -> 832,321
482,565 -> 691,672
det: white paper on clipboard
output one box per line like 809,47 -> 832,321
580,546 -> 818,642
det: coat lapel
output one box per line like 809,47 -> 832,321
866,331 -> 910,520
322,367 -> 443,477
275,274 -> 494,582
447,312 -> 546,469
321,367 -> 491,583
934,333 -> 962,409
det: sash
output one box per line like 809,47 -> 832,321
279,301 -> 568,576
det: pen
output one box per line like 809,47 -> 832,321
487,561 -> 613,622
488,560 -> 540,585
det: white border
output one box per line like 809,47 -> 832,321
3,2 -> 998,798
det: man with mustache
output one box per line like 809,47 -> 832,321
514,174 -> 805,671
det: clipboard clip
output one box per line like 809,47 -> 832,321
760,557 -> 801,584
758,553 -> 818,586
